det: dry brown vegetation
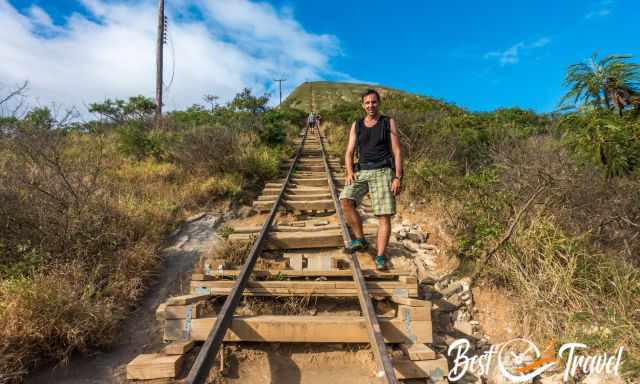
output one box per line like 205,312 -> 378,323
0,94 -> 301,381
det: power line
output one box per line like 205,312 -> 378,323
164,15 -> 176,94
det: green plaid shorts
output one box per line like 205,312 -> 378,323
339,167 -> 396,216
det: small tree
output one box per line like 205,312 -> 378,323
230,88 -> 270,114
89,96 -> 156,124
203,94 -> 219,112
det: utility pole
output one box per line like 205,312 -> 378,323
273,79 -> 286,106
155,0 -> 165,130
309,82 -> 313,112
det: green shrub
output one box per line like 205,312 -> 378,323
116,122 -> 164,160
216,225 -> 235,239
237,145 -> 282,186
560,110 -> 640,177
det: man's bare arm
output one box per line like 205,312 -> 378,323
389,118 -> 402,178
345,122 -> 357,184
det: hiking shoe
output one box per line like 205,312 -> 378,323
349,238 -> 369,251
375,255 -> 387,271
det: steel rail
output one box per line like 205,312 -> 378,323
185,127 -> 309,384
317,130 -> 399,384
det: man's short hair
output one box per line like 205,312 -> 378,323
361,89 -> 380,102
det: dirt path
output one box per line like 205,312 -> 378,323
27,213 -> 223,384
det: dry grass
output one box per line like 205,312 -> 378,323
236,296 -> 318,316
0,262 -> 123,379
0,127 -> 272,381
201,238 -> 254,270
470,137 -> 640,377
489,215 -> 640,375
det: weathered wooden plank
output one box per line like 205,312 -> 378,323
306,254 -> 337,271
265,178 -> 345,188
393,357 -> 449,380
399,275 -> 418,284
391,296 -> 429,307
195,268 -> 412,278
228,228 -> 376,250
232,224 -> 341,233
166,293 -> 209,306
290,178 -> 329,187
253,199 -> 336,212
292,173 -> 343,179
397,304 -> 431,321
191,273 -> 214,281
191,287 -> 418,297
284,193 -> 332,201
163,340 -> 195,355
126,354 -> 183,380
191,280 -> 411,289
400,343 -> 436,361
165,316 -> 432,343
281,164 -> 342,172
157,302 -> 205,320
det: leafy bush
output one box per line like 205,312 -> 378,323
116,121 -> 165,160
560,110 -> 640,177
89,95 -> 156,124
236,145 -> 282,186
168,124 -> 239,173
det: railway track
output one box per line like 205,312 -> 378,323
126,125 -> 448,383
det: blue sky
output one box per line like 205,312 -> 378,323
2,0 -> 639,113
272,0 -> 639,112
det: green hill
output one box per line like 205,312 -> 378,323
282,81 -> 412,111
282,81 -> 462,116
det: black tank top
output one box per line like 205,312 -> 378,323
357,115 -> 392,163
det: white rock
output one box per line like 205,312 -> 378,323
454,320 -> 473,335
419,243 -> 439,252
401,240 -> 418,253
186,212 -> 207,223
407,231 -> 427,243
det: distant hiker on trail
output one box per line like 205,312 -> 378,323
307,112 -> 316,131
339,89 -> 402,270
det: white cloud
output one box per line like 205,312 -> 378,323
0,0 -> 349,115
28,5 -> 60,32
484,37 -> 551,66
585,0 -> 613,19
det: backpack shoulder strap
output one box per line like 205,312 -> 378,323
382,116 -> 395,168
382,115 -> 391,145
382,115 -> 390,133
354,119 -> 362,159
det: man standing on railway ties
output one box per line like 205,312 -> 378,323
339,89 -> 402,270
